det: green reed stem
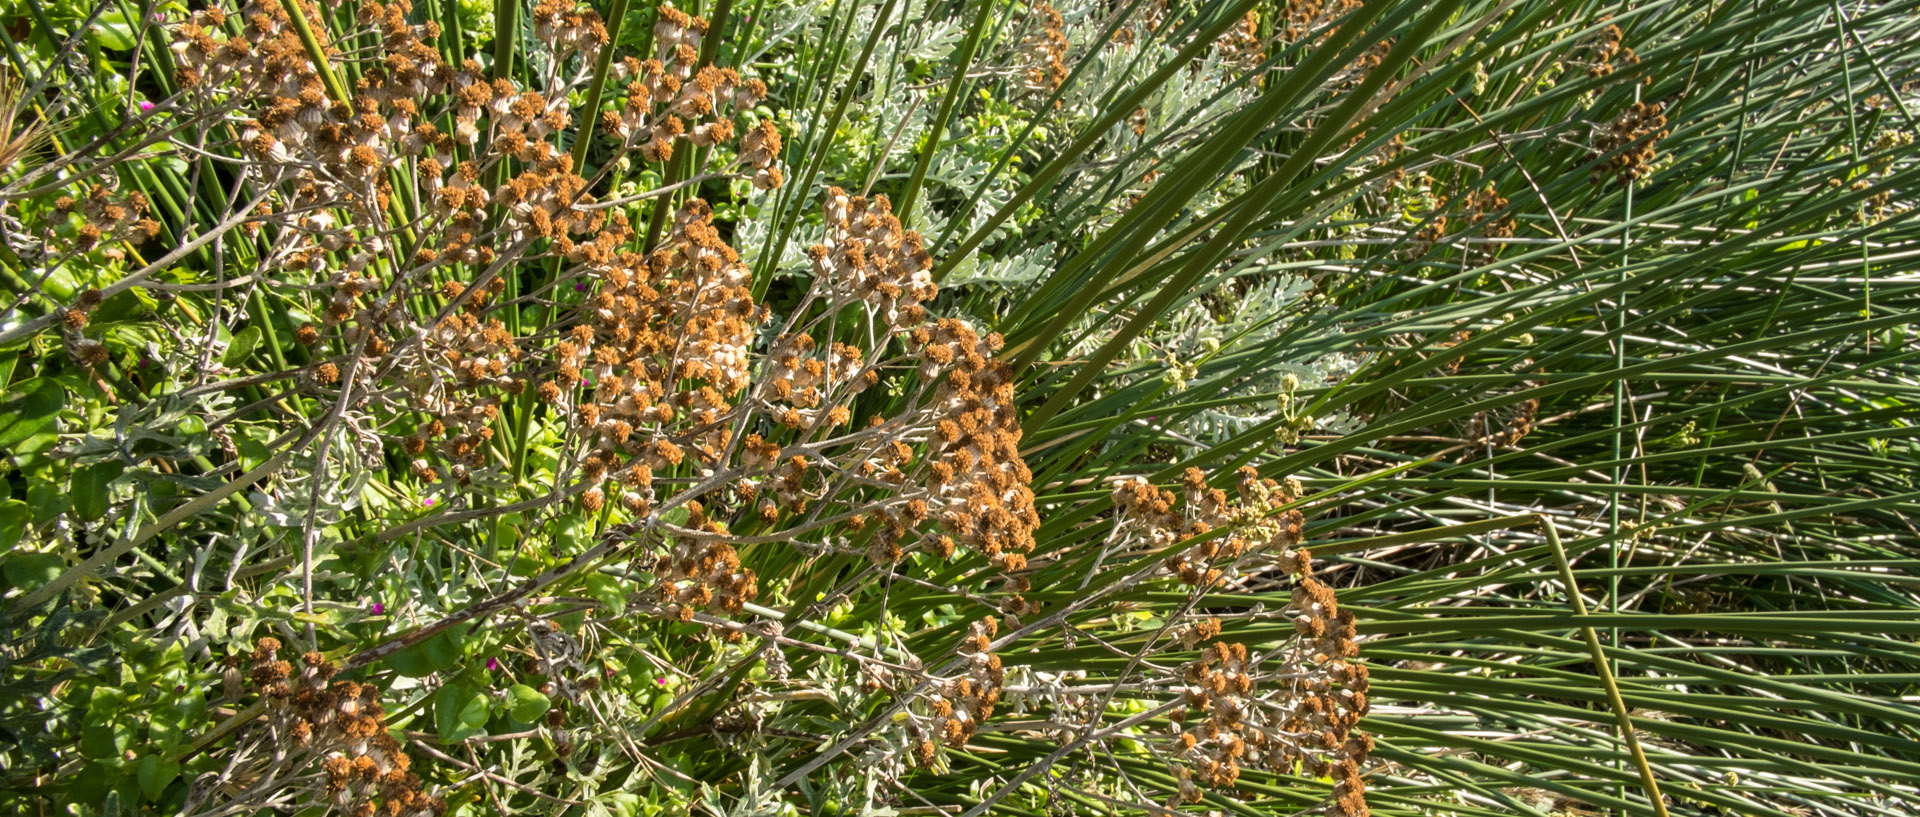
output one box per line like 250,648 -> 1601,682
282,0 -> 351,112
1539,515 -> 1672,817
894,0 -> 991,225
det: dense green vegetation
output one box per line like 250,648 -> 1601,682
1,0 -> 1916,815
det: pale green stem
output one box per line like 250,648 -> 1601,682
1538,514 -> 1672,817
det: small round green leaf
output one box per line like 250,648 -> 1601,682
423,631 -> 463,671
73,461 -> 125,523
27,481 -> 67,523
507,684 -> 550,723
2,552 -> 65,592
0,499 -> 29,555
434,684 -> 489,743
0,379 -> 63,460
222,326 -> 262,368
92,11 -> 138,50
386,643 -> 436,678
136,755 -> 180,802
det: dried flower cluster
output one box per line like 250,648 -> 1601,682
1850,129 -> 1912,224
58,287 -> 107,368
1466,396 -> 1541,452
50,185 -> 161,254
1105,465 -> 1372,813
911,617 -> 1007,766
1109,3 -> 1263,71
1584,20 -> 1641,79
8,185 -> 151,363
524,177 -> 1037,607
1279,0 -> 1363,44
158,0 -> 791,501
1592,101 -> 1668,184
1404,181 -> 1514,255
1114,466 -> 1307,586
550,198 -> 758,490
1274,0 -> 1390,90
1159,575 -> 1370,813
1019,2 -> 1070,98
1431,327 -> 1472,376
1411,200 -> 1449,253
1462,184 -> 1515,238
913,319 -> 1039,575
604,11 -> 779,188
241,638 -> 440,816
1215,11 -> 1266,70
1111,0 -> 1168,48
810,187 -> 936,327
655,502 -> 758,618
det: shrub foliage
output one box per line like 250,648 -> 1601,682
1,0 -> 1917,816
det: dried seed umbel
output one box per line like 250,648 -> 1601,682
1017,2 -> 1070,99
1592,101 -> 1668,185
237,638 -> 443,816
1104,465 -> 1371,813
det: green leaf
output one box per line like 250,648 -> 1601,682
68,761 -> 122,810
28,480 -> 70,524
434,684 -> 490,743
659,505 -> 689,527
0,499 -> 28,555
222,326 -> 262,368
388,631 -> 461,677
507,683 -> 549,723
386,642 -> 437,677
551,512 -> 594,553
584,572 -> 626,616
73,461 -> 125,522
81,719 -> 133,759
601,793 -> 643,817
237,433 -> 270,466
2,552 -> 64,591
425,630 -> 464,670
93,11 -> 137,50
91,289 -> 159,326
135,755 -> 180,802
0,378 -> 64,462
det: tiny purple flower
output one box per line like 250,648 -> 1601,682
487,657 -> 500,672
655,676 -> 667,687
138,101 -> 155,114
574,282 -> 587,292
423,497 -> 437,508
370,601 -> 385,615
